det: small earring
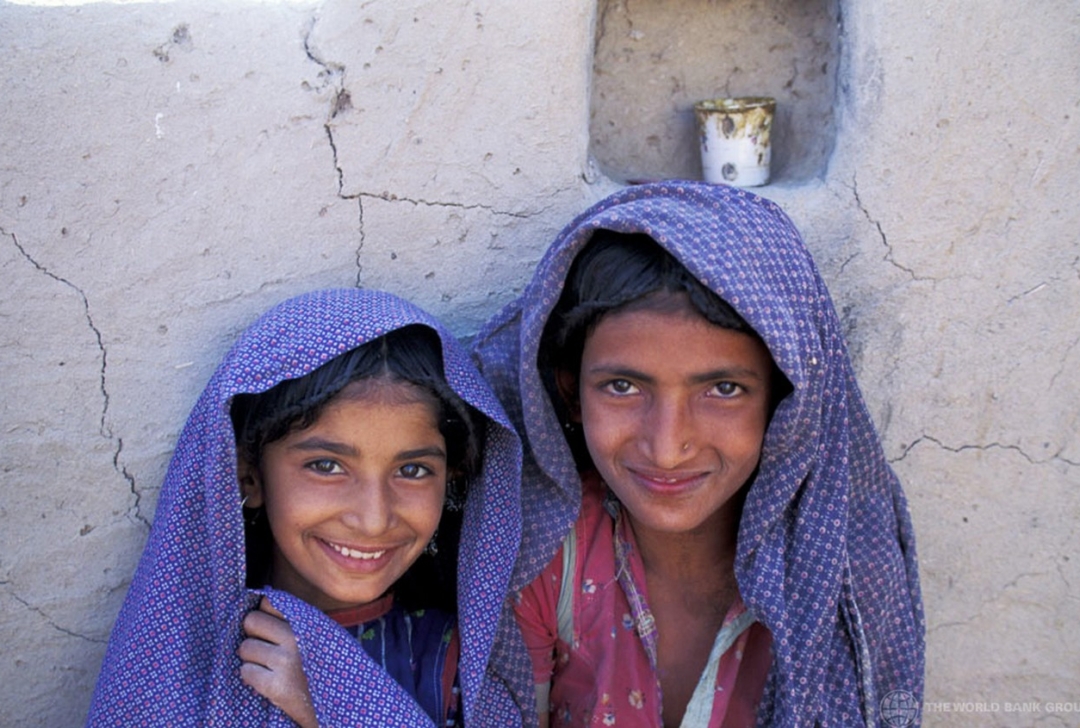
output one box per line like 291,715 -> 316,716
241,495 -> 262,527
424,529 -> 439,557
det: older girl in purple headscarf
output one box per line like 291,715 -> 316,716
87,289 -> 532,727
474,182 -> 925,727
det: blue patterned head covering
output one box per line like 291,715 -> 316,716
88,288 -> 531,727
474,182 -> 925,726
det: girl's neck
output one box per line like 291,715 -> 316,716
325,592 -> 395,627
625,493 -> 743,585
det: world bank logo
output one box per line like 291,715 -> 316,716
881,690 -> 920,727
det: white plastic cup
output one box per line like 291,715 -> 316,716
694,97 -> 775,187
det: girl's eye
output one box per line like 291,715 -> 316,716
710,381 -> 742,398
399,463 -> 435,480
603,379 -> 639,396
307,458 -> 343,475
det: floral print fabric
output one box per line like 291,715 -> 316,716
328,595 -> 462,726
87,288 -> 530,727
515,474 -> 772,726
474,182 -> 925,726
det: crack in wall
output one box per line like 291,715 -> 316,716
1001,274 -> 1078,392
1002,571 -> 1056,595
302,16 -> 347,197
9,588 -> 106,644
925,560 -> 1074,639
1049,331 -> 1079,389
322,125 -> 345,198
5,230 -> 148,529
355,196 -> 366,288
890,433 -> 1079,468
926,569 -> 1051,636
348,191 -> 536,289
926,554 -> 1079,640
838,251 -> 860,275
356,190 -> 532,219
300,11 -> 542,291
890,434 -> 1035,464
850,175 -> 927,281
1007,281 -> 1049,304
115,438 -> 150,528
8,231 -> 110,437
301,14 -> 361,288
1056,559 -> 1074,594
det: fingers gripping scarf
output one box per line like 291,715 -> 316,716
87,288 -> 531,727
473,182 -> 925,726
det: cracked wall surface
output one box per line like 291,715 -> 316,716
1,0 -> 1078,725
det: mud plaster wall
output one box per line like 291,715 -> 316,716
590,0 -> 839,184
0,1 -> 1077,726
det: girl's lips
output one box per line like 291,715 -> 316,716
318,538 -> 399,571
327,541 -> 386,560
627,467 -> 708,493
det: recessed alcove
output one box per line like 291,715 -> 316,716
589,0 -> 840,185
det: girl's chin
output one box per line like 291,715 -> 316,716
276,548 -> 420,611
309,577 -> 399,612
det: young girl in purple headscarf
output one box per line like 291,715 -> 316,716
474,182 -> 925,727
87,289 -> 532,727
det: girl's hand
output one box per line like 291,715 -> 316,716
239,598 -> 318,728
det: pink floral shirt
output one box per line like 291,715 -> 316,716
514,474 -> 772,727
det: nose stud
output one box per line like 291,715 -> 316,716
682,442 -> 690,452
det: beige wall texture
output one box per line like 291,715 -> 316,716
1,0 -> 1077,725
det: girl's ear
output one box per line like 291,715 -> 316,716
237,458 -> 264,509
554,367 -> 582,423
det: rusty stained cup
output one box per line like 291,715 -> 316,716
694,97 -> 775,187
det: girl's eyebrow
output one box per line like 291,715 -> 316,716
585,364 -> 765,384
288,437 -> 355,456
688,367 -> 766,384
397,446 -> 448,461
287,437 -> 447,461
584,365 -> 655,384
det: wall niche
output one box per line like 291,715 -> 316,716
590,0 -> 839,186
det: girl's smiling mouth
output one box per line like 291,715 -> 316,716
316,536 -> 401,579
627,467 -> 709,493
325,540 -> 387,560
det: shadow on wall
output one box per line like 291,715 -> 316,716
589,0 -> 839,186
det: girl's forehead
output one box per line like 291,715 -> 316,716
585,301 -> 774,367
591,304 -> 760,348
594,290 -> 754,338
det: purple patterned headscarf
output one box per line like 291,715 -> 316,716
474,182 -> 925,726
87,288 -> 532,727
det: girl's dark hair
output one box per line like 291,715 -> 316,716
542,231 -> 756,374
540,230 -> 791,467
230,324 -> 484,612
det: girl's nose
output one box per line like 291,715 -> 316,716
339,476 -> 393,534
643,397 -> 694,467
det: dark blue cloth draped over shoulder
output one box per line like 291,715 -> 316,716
473,182 -> 925,727
87,288 -> 532,727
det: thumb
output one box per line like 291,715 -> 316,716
259,595 -> 286,621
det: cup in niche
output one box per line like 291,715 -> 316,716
694,97 -> 775,187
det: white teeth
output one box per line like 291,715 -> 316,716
328,542 -> 385,560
